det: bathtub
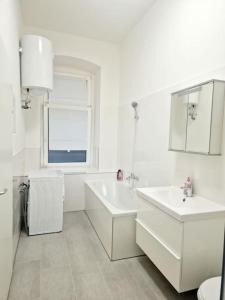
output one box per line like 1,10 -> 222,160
85,179 -> 143,260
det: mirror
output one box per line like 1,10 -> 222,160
169,93 -> 187,151
169,80 -> 225,155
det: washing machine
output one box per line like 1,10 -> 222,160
28,169 -> 64,235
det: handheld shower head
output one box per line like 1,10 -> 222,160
131,101 -> 139,120
131,101 -> 138,109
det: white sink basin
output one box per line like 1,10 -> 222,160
136,186 -> 225,221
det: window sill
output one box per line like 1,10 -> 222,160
38,166 -> 116,175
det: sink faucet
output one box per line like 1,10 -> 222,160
181,176 -> 193,197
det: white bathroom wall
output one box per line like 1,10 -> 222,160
0,0 -> 25,163
23,26 -> 119,172
64,172 -> 115,212
0,0 -> 25,257
119,0 -> 225,204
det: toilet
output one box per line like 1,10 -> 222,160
197,277 -> 221,300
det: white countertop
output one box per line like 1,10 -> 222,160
136,186 -> 225,221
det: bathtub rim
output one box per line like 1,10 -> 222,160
85,180 -> 137,217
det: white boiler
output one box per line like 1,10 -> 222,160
20,34 -> 53,96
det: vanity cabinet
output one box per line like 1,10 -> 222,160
169,80 -> 225,155
136,194 -> 225,293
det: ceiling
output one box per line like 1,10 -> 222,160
21,0 -> 154,43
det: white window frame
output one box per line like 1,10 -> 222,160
42,72 -> 92,167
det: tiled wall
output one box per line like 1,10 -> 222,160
118,66 -> 225,205
118,0 -> 225,205
12,149 -> 26,257
12,176 -> 23,256
118,90 -> 174,188
64,172 -> 116,212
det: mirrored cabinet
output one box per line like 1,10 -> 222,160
169,80 -> 225,155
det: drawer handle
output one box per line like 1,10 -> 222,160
136,219 -> 181,260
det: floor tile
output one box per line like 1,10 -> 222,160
99,260 -> 145,300
126,256 -> 197,300
10,211 -> 197,300
8,260 -> 40,300
15,234 -> 42,263
41,233 -> 71,269
73,270 -> 112,300
40,266 -> 76,300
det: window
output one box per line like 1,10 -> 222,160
43,73 -> 92,166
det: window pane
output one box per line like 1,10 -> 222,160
48,108 -> 88,163
50,74 -> 88,105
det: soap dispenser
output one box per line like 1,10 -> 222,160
117,169 -> 123,181
181,176 -> 193,197
186,176 -> 193,197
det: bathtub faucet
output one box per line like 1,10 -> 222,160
126,172 -> 139,183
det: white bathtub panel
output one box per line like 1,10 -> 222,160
112,216 -> 143,260
85,186 -> 112,258
85,180 -> 143,260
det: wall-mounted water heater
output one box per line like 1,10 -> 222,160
20,34 -> 53,109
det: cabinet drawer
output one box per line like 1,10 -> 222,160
136,220 -> 181,292
137,196 -> 183,256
